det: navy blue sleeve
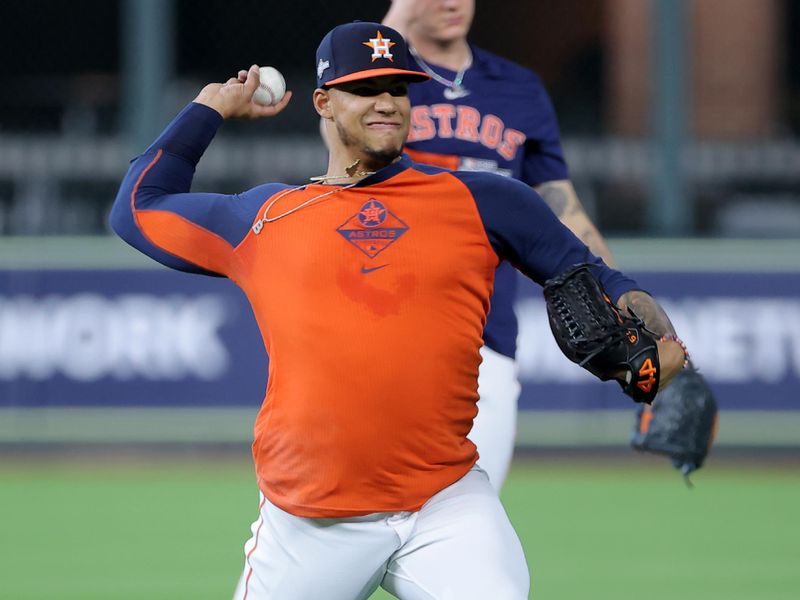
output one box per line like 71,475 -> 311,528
109,102 -> 289,275
453,171 -> 638,302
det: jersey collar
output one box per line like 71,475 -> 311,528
352,155 -> 413,187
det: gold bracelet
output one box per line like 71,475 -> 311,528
660,334 -> 690,369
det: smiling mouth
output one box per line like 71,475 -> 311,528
366,124 -> 402,133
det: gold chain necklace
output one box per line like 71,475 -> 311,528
309,159 -> 375,183
251,160 -> 376,231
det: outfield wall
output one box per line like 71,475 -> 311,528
1,237 -> 799,447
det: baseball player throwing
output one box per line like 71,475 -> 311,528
111,21 -> 686,600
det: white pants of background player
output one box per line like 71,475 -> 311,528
232,466 -> 529,600
471,345 -> 521,491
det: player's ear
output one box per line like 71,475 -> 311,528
313,88 -> 333,120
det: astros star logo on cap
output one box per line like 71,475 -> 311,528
362,31 -> 395,62
314,22 -> 430,88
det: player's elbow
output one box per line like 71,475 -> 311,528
109,158 -> 161,241
108,185 -> 135,240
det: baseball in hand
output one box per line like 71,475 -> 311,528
252,66 -> 286,106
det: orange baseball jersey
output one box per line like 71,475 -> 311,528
111,103 -> 638,517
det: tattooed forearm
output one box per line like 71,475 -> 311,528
617,290 -> 676,337
535,182 -> 577,218
535,181 -> 617,266
580,228 -> 616,266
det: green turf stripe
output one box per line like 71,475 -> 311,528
2,460 -> 798,599
515,410 -> 800,447
1,408 -> 798,446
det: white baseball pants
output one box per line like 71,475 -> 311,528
232,466 -> 529,600
470,345 -> 521,491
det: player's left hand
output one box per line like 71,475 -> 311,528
194,64 -> 292,120
543,264 -> 665,403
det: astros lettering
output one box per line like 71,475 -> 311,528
348,229 -> 398,239
408,104 -> 526,161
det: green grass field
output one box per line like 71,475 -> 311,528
2,453 -> 798,600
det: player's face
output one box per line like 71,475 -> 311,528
407,0 -> 475,43
327,76 -> 411,168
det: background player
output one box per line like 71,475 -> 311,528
111,21 -> 686,600
384,0 -> 708,490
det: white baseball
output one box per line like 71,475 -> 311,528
253,66 -> 286,106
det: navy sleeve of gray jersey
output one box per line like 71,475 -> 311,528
453,171 -> 639,301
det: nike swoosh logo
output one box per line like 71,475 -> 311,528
361,264 -> 389,274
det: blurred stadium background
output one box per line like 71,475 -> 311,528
1,1 -> 798,599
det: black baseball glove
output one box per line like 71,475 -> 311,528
542,263 -> 661,403
631,366 -> 718,483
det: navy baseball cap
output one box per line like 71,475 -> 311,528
316,22 -> 430,88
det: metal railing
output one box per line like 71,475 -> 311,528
1,134 -> 800,235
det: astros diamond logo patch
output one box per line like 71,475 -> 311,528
337,199 -> 408,258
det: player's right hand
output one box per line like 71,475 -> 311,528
193,64 -> 292,120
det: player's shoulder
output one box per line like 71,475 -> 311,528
405,158 -> 453,177
472,46 -> 545,89
234,182 -> 295,217
404,157 -> 537,199
449,169 -> 553,230
449,168 -> 534,199
404,158 -> 529,196
242,182 -> 295,201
